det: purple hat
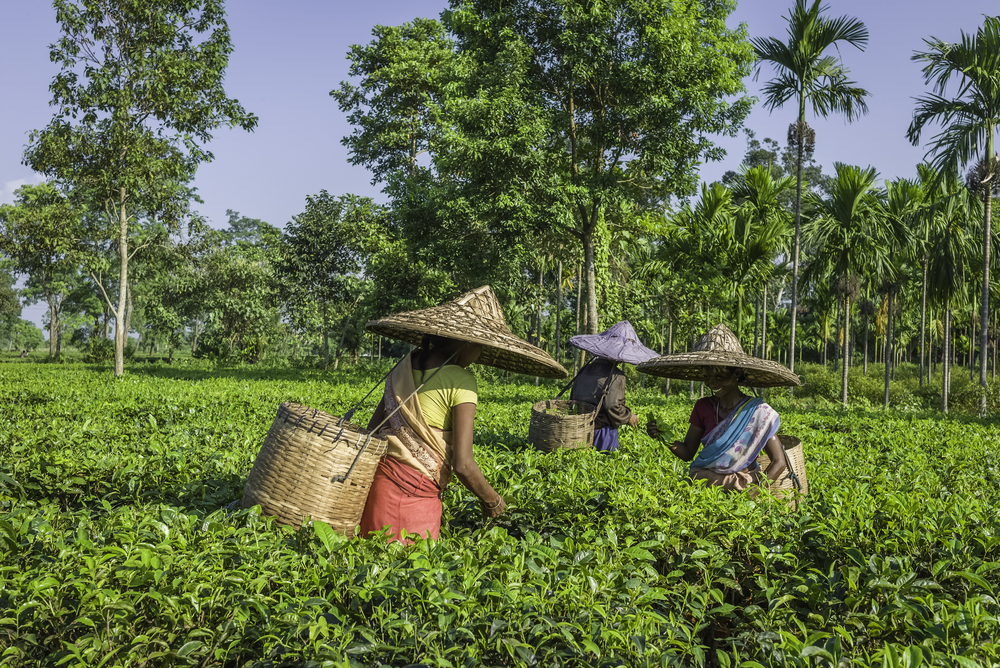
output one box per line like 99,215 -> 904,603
569,321 -> 658,366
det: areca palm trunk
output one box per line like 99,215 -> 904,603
980,171 -> 993,415
863,313 -> 869,376
943,306 -> 952,413
841,294 -> 851,406
762,284 -> 768,359
883,289 -> 894,408
834,298 -> 842,373
920,255 -> 928,388
555,260 -> 562,362
789,102 -> 805,389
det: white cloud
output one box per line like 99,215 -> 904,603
0,174 -> 45,205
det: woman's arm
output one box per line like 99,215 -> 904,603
761,436 -> 787,483
669,424 -> 704,462
645,420 -> 703,461
450,402 -> 506,518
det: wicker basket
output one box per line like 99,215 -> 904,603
758,434 -> 808,508
242,402 -> 387,536
528,399 -> 598,452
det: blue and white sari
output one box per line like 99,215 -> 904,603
690,397 -> 779,474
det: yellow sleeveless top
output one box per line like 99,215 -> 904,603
411,365 -> 478,430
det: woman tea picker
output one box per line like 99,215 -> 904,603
360,286 -> 567,542
638,324 -> 801,494
568,321 -> 658,452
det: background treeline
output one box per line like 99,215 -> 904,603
1,0 -> 999,417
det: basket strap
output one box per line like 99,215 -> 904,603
779,440 -> 803,491
592,361 -> 619,417
340,353 -> 408,424
332,346 -> 463,484
555,359 -> 594,399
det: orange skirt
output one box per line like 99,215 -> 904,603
359,456 -> 442,543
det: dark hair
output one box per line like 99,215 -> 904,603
726,366 -> 749,384
418,334 -> 453,370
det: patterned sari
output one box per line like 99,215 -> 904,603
688,397 -> 779,491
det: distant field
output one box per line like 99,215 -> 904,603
2,362 -> 1000,666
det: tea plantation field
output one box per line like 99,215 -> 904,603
3,361 -> 1000,667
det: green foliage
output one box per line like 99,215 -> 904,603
23,0 -> 257,376
5,364 -> 1000,665
4,320 -> 44,352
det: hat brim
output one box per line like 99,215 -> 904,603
637,351 -> 801,388
366,315 -> 567,379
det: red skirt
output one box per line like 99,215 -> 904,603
359,456 -> 442,543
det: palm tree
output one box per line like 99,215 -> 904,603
752,0 -> 870,381
728,166 -> 795,341
879,178 -> 923,406
805,163 -> 894,405
908,16 -> 1000,415
928,190 -> 978,413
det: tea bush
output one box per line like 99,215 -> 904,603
2,362 -> 1000,666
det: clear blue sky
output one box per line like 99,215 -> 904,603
3,0 -> 997,329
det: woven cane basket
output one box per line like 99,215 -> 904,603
528,399 -> 598,452
758,435 -> 808,508
242,402 -> 387,537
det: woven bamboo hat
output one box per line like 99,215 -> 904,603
366,286 -> 568,378
636,323 -> 800,388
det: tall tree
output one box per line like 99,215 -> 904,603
0,182 -> 81,358
447,0 -> 754,333
0,268 -> 22,345
926,181 -> 980,412
24,0 -> 257,377
336,2 -> 755,329
752,0 -> 870,378
279,192 -> 387,369
908,15 -> 1000,415
728,165 -> 795,339
807,165 -> 908,405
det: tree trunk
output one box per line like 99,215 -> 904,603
536,262 -> 544,346
333,315 -> 350,370
981,183 -> 992,414
883,289 -> 894,408
322,298 -> 330,370
753,293 -> 760,357
833,298 -> 842,373
920,255 -> 928,387
192,317 -> 202,354
841,295 -> 851,406
555,260 -> 562,362
665,316 -> 673,396
114,193 -> 128,377
583,227 -> 599,335
788,106 -> 805,387
574,264 -> 582,375
47,293 -> 58,359
762,283 -> 768,360
863,315 -> 869,376
689,337 -> 695,399
124,284 -> 133,346
943,306 -> 951,413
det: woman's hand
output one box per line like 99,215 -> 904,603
628,413 -> 640,428
645,419 -> 660,439
480,495 -> 506,518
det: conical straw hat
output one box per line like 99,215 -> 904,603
366,286 -> 568,378
636,323 -> 800,387
569,320 -> 658,366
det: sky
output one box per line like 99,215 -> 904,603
2,0 -> 998,330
